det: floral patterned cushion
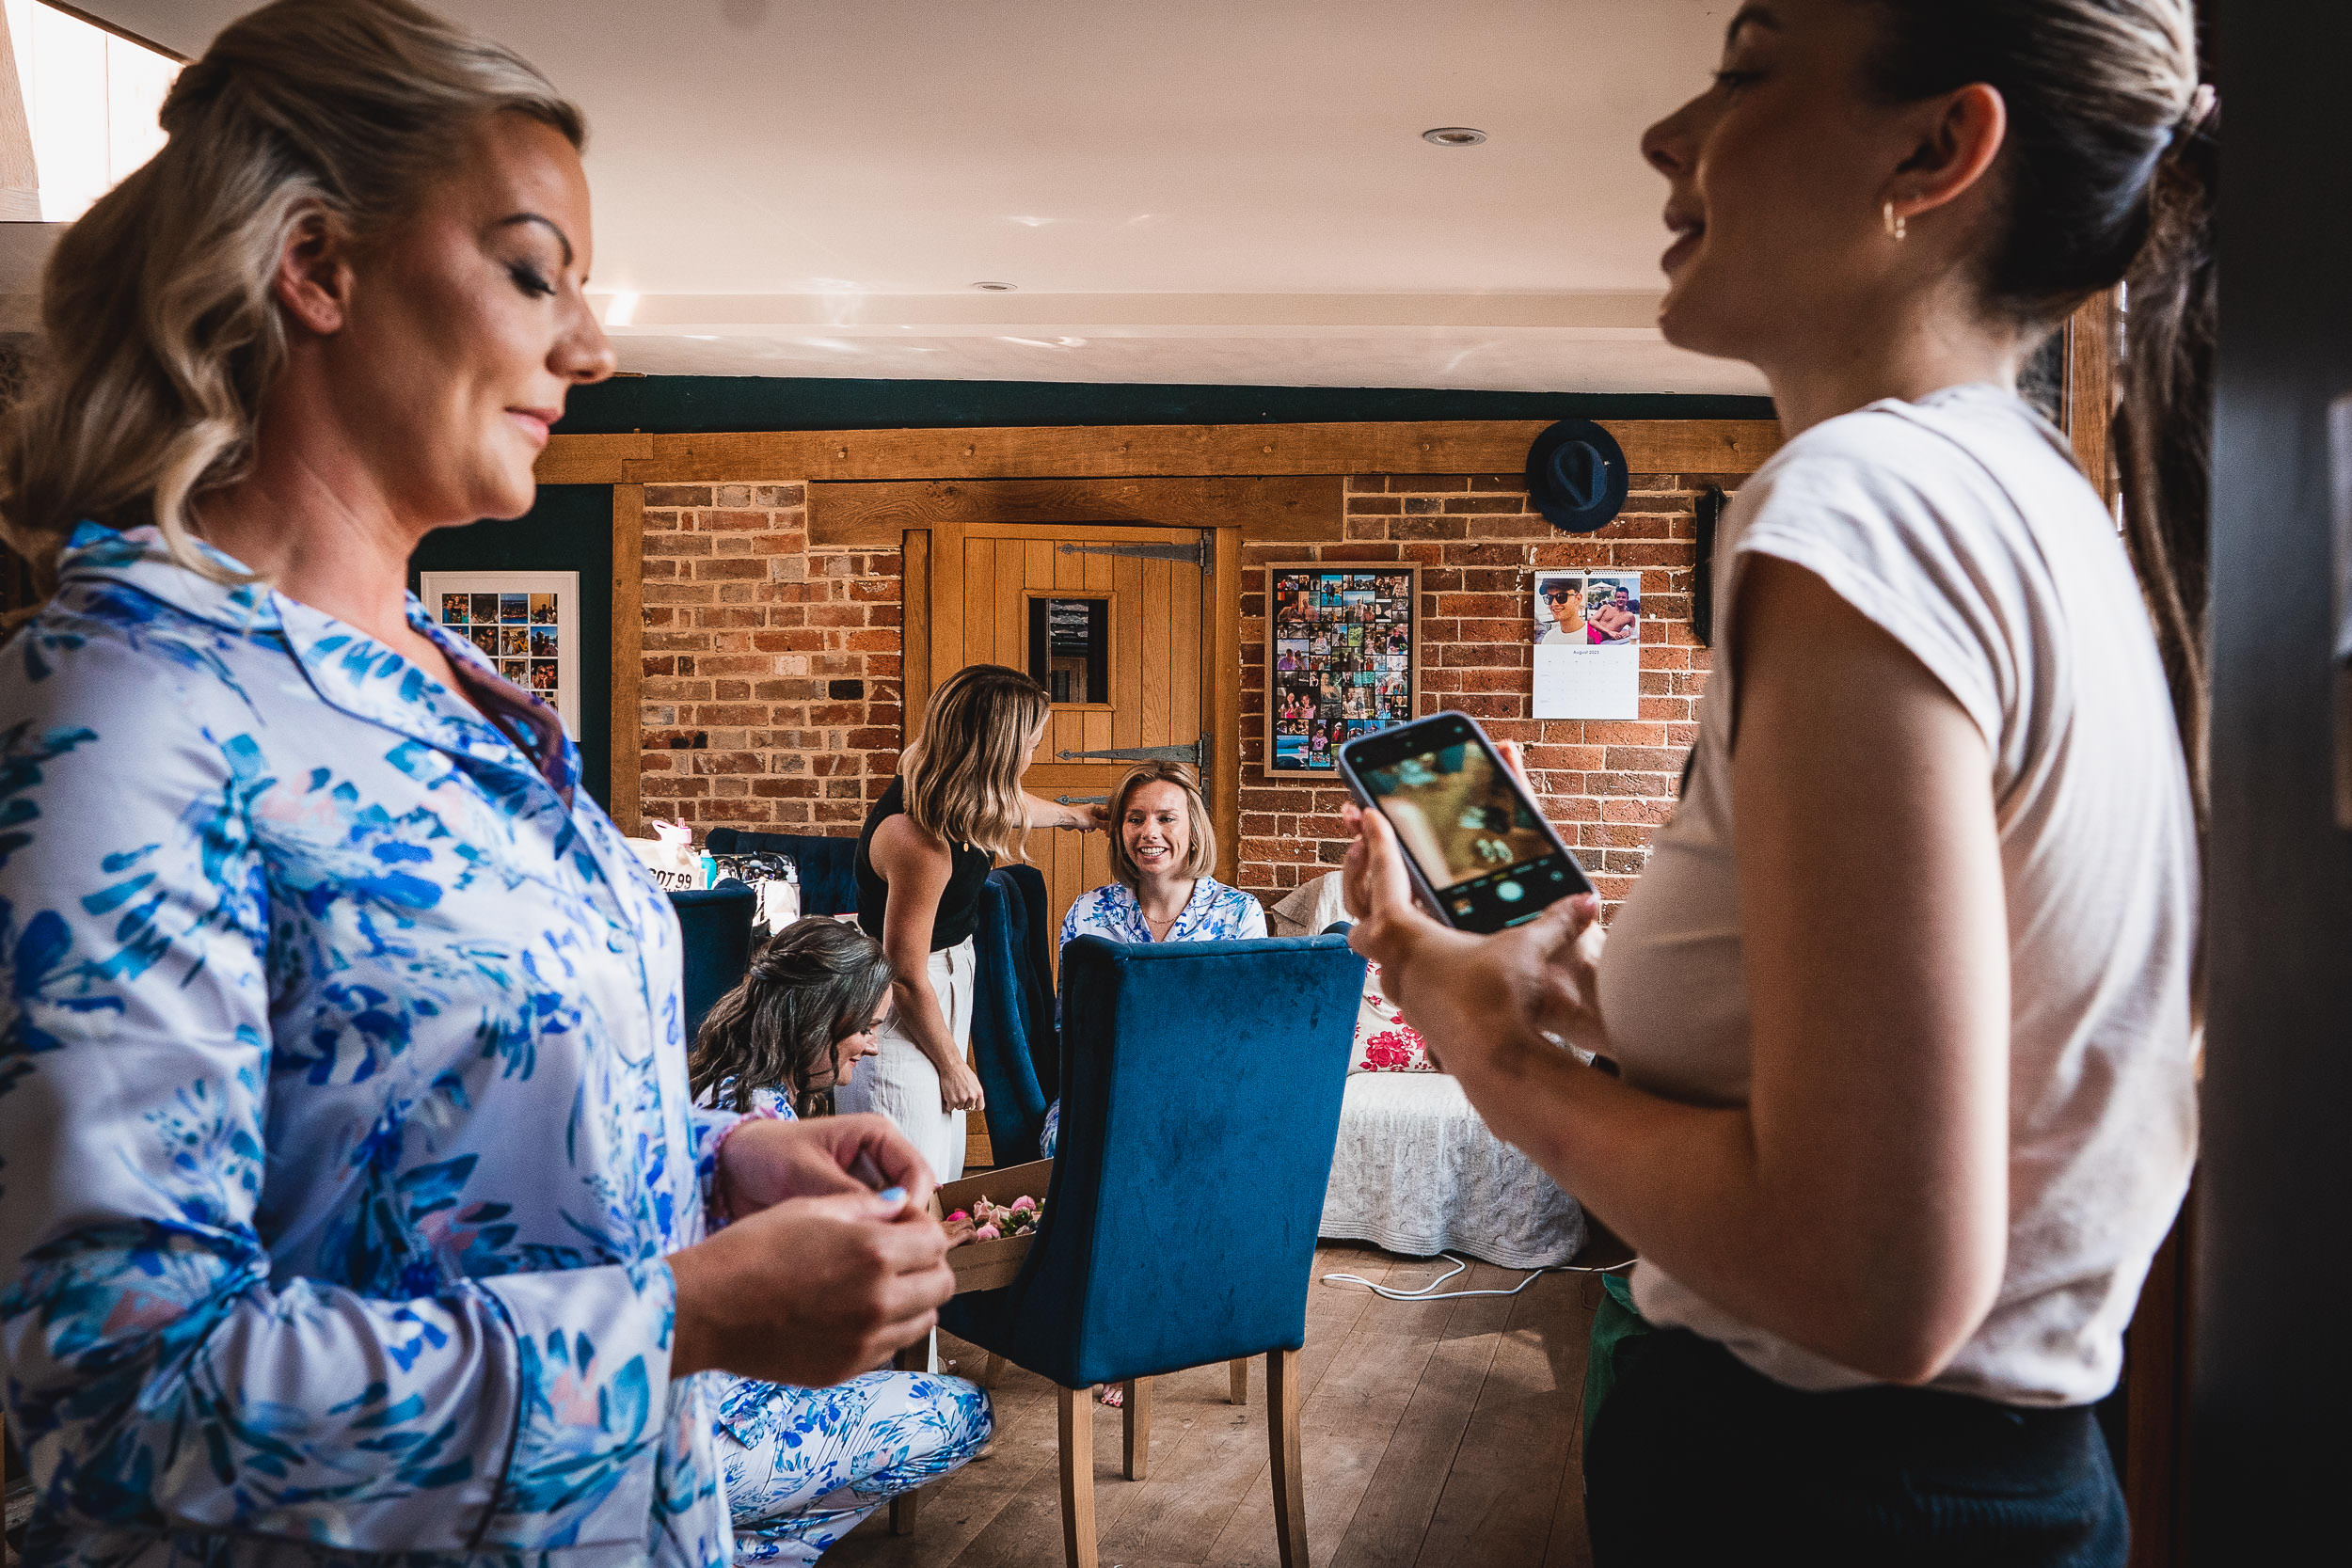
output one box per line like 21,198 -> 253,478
1350,961 -> 1436,1072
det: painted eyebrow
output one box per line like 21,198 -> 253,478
490,212 -> 575,267
1724,4 -> 1779,46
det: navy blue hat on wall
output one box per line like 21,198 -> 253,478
1525,419 -> 1629,534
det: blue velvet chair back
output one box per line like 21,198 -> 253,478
970,865 -> 1059,1164
702,827 -> 860,917
667,882 -> 756,1042
942,934 -> 1363,1389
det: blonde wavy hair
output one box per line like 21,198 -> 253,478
0,0 -> 583,589
900,665 -> 1050,863
1105,761 -> 1215,890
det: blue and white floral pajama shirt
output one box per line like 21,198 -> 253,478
0,525 -> 982,1566
1039,878 -> 1267,1155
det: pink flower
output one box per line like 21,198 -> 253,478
946,1210 -> 969,1224
1010,1195 -> 1036,1212
974,1224 -> 1001,1241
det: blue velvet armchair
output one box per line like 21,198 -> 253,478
666,882 -> 756,1042
939,933 -> 1363,1568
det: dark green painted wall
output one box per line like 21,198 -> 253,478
410,486 -> 613,809
550,375 -> 1775,436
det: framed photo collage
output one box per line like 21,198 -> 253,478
420,569 -> 582,738
1265,563 -> 1420,773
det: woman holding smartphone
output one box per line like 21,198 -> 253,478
1345,3 -> 2207,1562
849,664 -> 1102,1184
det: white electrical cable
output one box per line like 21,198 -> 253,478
1319,1250 -> 1634,1303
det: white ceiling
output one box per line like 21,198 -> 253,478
73,0 -> 1764,395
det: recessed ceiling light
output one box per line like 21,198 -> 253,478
972,280 -> 1018,292
1422,127 -> 1487,147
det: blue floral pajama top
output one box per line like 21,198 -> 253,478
1041,879 -> 1266,1154
1055,878 -> 1266,953
0,526 -> 739,1565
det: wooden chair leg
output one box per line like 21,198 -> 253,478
1058,1384 -> 1099,1568
1121,1376 -> 1152,1480
1230,1355 -> 1250,1405
889,1338 -> 930,1534
1267,1348 -> 1307,1568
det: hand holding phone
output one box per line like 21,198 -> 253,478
1337,711 -> 1594,932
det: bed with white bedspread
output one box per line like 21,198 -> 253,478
1270,873 -> 1590,1270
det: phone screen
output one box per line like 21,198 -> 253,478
1348,722 -> 1591,930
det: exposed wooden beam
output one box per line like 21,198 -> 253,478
1208,525 -> 1242,887
609,485 -> 644,836
535,419 -> 1781,488
536,432 -> 656,485
899,528 -> 930,744
809,476 -> 1340,548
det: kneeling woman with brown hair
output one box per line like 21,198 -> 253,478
849,664 -> 1103,1182
687,918 -> 994,1560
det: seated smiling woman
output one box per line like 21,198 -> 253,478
1041,761 -> 1264,1161
0,4 -> 951,1561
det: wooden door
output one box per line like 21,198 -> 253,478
926,521 -> 1210,941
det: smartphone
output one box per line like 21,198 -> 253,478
1337,711 -> 1594,932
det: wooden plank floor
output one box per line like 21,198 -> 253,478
827,1243 -> 1614,1568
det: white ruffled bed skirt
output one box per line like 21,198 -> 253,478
1319,1070 -> 1587,1270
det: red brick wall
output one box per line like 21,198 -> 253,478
1238,472 -> 1729,911
637,483 -> 904,832
635,468 -> 1731,911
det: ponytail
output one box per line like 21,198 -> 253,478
2114,90 -> 2219,829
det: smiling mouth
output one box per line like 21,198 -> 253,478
1661,211 -> 1706,273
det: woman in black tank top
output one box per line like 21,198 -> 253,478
841,665 -> 1103,1184
855,777 -> 993,952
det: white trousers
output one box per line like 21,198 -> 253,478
835,936 -> 974,1186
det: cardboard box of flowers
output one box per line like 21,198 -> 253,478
934,1158 -> 1051,1294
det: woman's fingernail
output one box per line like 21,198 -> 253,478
878,1186 -> 907,1204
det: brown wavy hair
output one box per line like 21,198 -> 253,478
0,0 -> 582,588
689,918 -> 895,1117
1105,761 -> 1216,891
898,664 -> 1050,863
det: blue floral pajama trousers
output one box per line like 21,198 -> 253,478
715,1370 -> 994,1564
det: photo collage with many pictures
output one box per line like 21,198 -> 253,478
439,591 -> 564,704
1267,565 -> 1418,771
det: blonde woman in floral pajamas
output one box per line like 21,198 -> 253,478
0,6 -> 957,1561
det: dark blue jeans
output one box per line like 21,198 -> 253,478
1584,1327 -> 2128,1567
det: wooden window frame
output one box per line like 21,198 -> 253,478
1024,587 -> 1121,712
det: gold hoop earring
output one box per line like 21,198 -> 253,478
1883,200 -> 1907,242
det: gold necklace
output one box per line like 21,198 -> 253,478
1140,882 -> 1189,938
